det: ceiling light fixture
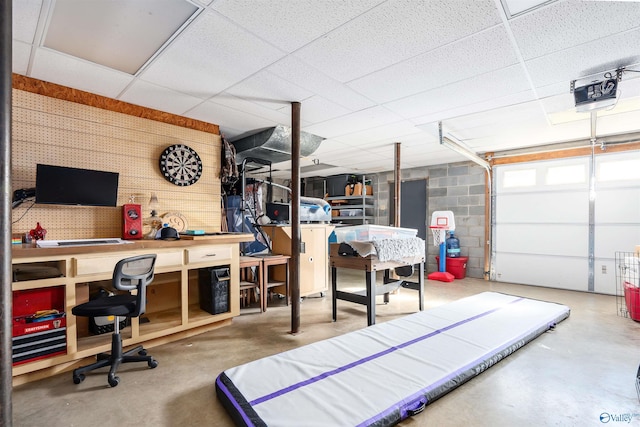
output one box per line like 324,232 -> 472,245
438,122 -> 490,171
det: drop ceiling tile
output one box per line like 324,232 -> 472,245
386,64 -> 531,120
328,150 -> 392,171
365,145 -> 411,159
293,0 -> 501,82
311,139 -> 348,157
619,74 -> 640,98
188,100 -> 278,135
445,101 -> 546,133
468,119 -> 591,152
400,139 -> 450,156
44,0 -> 198,75
13,41 -> 32,75
348,25 -> 518,103
339,148 -> 391,162
296,96 -> 353,124
453,113 -> 549,147
266,56 -> 375,111
596,109 -> 640,136
224,70 -> 313,109
315,147 -> 370,166
119,80 -> 204,116
525,28 -> 640,89
535,81 -> 570,99
30,48 -> 134,98
411,89 -> 537,131
394,132 -> 440,148
401,148 -> 460,168
211,0 -> 385,52
12,0 -> 42,44
333,121 -> 423,144
502,0 -> 552,17
539,92 -> 575,116
511,1 -> 640,60
140,10 -> 285,98
304,106 -> 404,139
207,94 -> 293,127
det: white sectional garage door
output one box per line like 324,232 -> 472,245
493,152 -> 640,294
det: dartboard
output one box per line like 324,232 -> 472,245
159,144 -> 203,186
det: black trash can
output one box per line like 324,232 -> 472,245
198,267 -> 230,315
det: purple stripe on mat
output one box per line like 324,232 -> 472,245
216,375 -> 254,427
249,297 -> 525,406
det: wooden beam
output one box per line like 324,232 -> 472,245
489,141 -> 640,166
12,74 -> 219,134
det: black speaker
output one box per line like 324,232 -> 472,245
198,267 -> 230,315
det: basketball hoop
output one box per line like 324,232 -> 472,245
428,210 -> 456,282
429,225 -> 448,247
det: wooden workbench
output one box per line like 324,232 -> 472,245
329,243 -> 424,326
11,233 -> 253,385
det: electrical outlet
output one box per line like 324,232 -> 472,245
601,265 -> 607,274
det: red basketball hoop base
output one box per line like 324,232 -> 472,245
427,271 -> 455,282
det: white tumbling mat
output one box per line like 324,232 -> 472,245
216,292 -> 570,426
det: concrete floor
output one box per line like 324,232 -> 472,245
12,270 -> 640,426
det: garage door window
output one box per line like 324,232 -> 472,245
598,158 -> 640,182
546,164 -> 586,185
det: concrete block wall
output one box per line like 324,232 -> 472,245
372,161 -> 487,279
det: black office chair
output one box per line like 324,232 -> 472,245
72,254 -> 159,387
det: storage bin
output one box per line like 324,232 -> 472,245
624,282 -> 640,321
198,267 -> 231,315
435,256 -> 468,279
334,225 -> 418,242
339,209 -> 363,217
326,174 -> 361,197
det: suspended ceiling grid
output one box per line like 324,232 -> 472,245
12,0 -> 640,177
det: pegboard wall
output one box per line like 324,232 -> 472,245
11,87 -> 222,240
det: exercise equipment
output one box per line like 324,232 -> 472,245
216,292 -> 570,426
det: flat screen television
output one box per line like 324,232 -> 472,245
35,164 -> 119,207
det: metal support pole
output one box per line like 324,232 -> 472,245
588,111 -> 597,292
394,142 -> 401,227
0,0 -> 13,424
290,102 -> 301,334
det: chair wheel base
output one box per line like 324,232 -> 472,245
108,375 -> 120,387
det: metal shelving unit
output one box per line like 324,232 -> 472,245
326,175 -> 375,224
